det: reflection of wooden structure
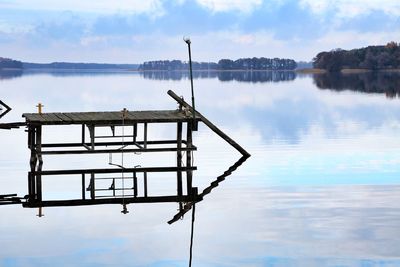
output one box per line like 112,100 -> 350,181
23,106 -> 202,209
0,100 -> 11,119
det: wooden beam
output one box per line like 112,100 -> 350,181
23,195 -> 203,207
41,140 -> 191,148
168,90 -> 250,158
33,166 -> 197,176
39,146 -> 197,155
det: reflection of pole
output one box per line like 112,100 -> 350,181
184,38 -> 196,129
37,207 -> 44,217
189,203 -> 195,267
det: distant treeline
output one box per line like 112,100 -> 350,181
23,62 -> 139,70
0,57 -> 23,69
313,42 -> 400,72
0,57 -> 139,70
139,57 -> 297,71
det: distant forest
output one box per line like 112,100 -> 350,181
0,57 -> 138,70
138,57 -> 297,71
313,42 -> 400,72
0,57 -> 23,69
23,62 -> 138,70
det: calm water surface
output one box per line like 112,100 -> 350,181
1,70 -> 400,267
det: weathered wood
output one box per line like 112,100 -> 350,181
41,140 -> 192,148
23,110 -> 201,125
0,122 -> 26,129
81,174 -> 86,200
36,125 -> 43,201
144,122 -> 148,149
133,173 -> 138,197
144,172 -> 148,197
186,122 -> 193,193
23,195 -> 203,207
90,173 -> 95,199
0,194 -> 17,198
168,90 -> 251,158
39,146 -> 197,155
177,122 -> 183,203
88,125 -> 95,150
33,166 -> 197,176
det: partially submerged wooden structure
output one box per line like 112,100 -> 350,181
0,90 -> 250,222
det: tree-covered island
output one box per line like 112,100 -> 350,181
0,57 -> 23,69
313,42 -> 400,72
138,57 -> 297,71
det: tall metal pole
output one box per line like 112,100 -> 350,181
184,38 -> 197,130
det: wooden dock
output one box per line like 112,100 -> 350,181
0,90 -> 250,222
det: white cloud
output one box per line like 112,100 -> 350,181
314,30 -> 400,50
300,0 -> 400,18
195,0 -> 262,14
0,0 -> 165,16
0,21 -> 34,34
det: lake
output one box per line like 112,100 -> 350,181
1,70 -> 400,267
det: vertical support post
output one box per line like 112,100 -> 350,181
144,172 -> 148,197
81,124 -> 85,145
177,122 -> 183,198
112,178 -> 116,197
186,122 -> 193,195
90,172 -> 95,199
28,126 -> 36,200
81,173 -> 86,200
133,172 -> 138,197
143,122 -> 148,149
88,125 -> 95,150
133,123 -> 137,143
36,125 -> 43,202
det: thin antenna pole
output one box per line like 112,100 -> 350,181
184,38 -> 196,128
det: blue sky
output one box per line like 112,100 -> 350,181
0,0 -> 399,63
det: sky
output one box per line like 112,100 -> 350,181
0,0 -> 399,63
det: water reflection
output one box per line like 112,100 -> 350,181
0,69 -> 298,83
313,71 -> 400,98
0,100 -> 12,119
141,70 -> 297,83
0,69 -> 23,80
1,70 -> 400,266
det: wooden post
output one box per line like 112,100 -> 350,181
89,125 -> 95,150
90,173 -> 95,199
36,103 -> 44,114
36,125 -> 43,201
133,172 -> 138,197
133,123 -> 137,143
186,122 -> 193,194
177,122 -> 183,198
28,126 -> 37,201
143,123 -> 148,149
81,174 -> 86,200
81,124 -> 85,145
144,172 -> 148,197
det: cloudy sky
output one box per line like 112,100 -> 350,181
0,0 -> 399,63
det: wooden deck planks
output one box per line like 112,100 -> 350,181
23,110 -> 198,125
